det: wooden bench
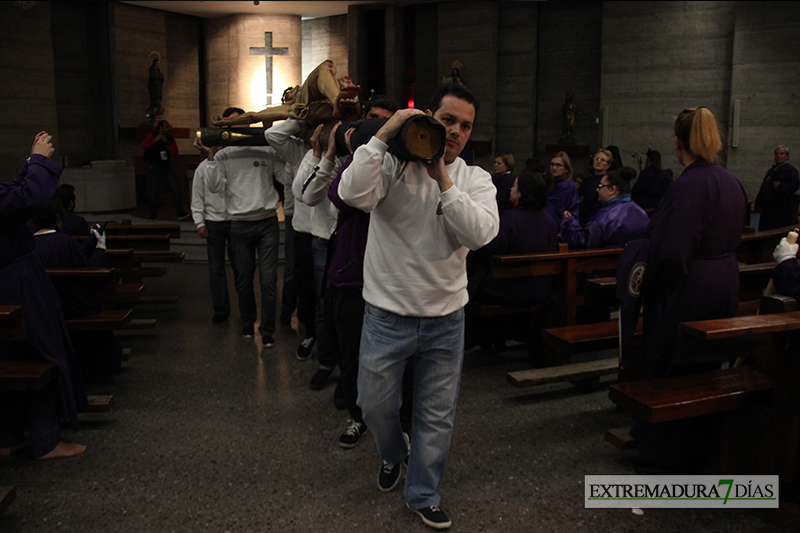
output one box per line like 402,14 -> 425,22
737,224 -> 798,265
0,361 -> 56,391
608,366 -> 774,424
105,221 -> 181,240
65,309 -> 133,332
0,305 -> 25,341
507,358 -> 619,388
74,233 -> 172,251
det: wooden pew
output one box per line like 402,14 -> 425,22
737,224 -> 798,264
490,247 -> 625,327
105,221 -> 181,240
73,234 -> 172,252
0,360 -> 56,391
0,305 -> 25,341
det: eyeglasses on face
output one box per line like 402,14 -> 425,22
597,183 -> 613,190
595,157 -> 609,163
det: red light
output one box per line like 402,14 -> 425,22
407,100 -> 415,109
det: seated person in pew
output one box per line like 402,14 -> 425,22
466,172 -> 558,350
560,166 -> 649,250
52,183 -> 91,236
771,234 -> 800,298
0,132 -> 86,459
30,199 -> 122,384
631,106 -> 747,475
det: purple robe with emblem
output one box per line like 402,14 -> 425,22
642,161 -> 747,379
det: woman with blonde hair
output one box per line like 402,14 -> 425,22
543,150 -> 579,223
631,107 -> 747,474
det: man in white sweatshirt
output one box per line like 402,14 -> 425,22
210,107 -> 290,347
338,84 -> 498,530
190,136 -> 231,324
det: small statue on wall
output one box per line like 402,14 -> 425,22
562,91 -> 577,142
146,51 -> 165,125
441,60 -> 466,86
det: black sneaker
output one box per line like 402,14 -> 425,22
339,420 -> 368,449
296,336 -> 315,361
407,503 -> 452,529
177,213 -> 191,221
242,325 -> 254,338
262,335 -> 275,348
309,368 -> 332,390
378,460 -> 402,492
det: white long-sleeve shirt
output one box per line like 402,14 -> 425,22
191,159 -> 229,228
211,146 -> 286,221
292,151 -> 343,240
265,119 -> 312,233
338,136 -> 499,316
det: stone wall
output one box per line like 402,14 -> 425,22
495,2 -> 537,166
601,1 -> 735,178
536,1 -> 603,174
206,14 -> 302,120
0,2 -> 58,180
302,15 -> 348,80
727,1 -> 800,195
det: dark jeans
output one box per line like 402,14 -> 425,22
147,164 -> 185,218
229,217 -> 279,337
328,287 -> 365,422
206,220 -> 232,320
294,231 -> 316,335
280,216 -> 298,317
312,236 -> 337,370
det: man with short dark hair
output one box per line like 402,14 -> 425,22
53,183 -> 91,236
209,107 -> 288,345
755,145 -> 800,231
338,84 -> 499,529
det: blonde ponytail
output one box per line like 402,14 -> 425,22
675,107 -> 722,165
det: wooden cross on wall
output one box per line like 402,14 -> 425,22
250,32 -> 288,105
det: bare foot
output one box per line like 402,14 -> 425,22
0,439 -> 30,456
38,441 -> 86,460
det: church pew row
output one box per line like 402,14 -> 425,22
506,262 -> 779,389
609,305 -> 800,482
0,305 -> 25,341
104,221 -> 181,240
0,360 -> 113,412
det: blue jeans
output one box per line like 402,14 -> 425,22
357,303 -> 465,509
229,217 -> 279,337
206,220 -> 232,319
147,165 -> 185,218
311,236 -> 336,370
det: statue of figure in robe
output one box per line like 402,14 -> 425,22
146,52 -> 165,125
562,91 -> 577,141
441,60 -> 466,86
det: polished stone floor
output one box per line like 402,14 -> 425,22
0,263 -> 769,532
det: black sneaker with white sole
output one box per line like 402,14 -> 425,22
296,336 -> 315,361
378,460 -> 402,492
262,335 -> 275,348
407,503 -> 452,529
338,420 -> 368,449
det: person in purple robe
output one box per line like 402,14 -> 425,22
577,148 -> 613,226
631,149 -> 672,212
543,151 -> 579,224
560,166 -> 649,250
492,152 -> 516,211
467,171 -> 559,350
632,107 -> 747,474
53,183 -> 92,236
0,131 -> 87,460
31,199 -> 122,384
754,145 -> 799,231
